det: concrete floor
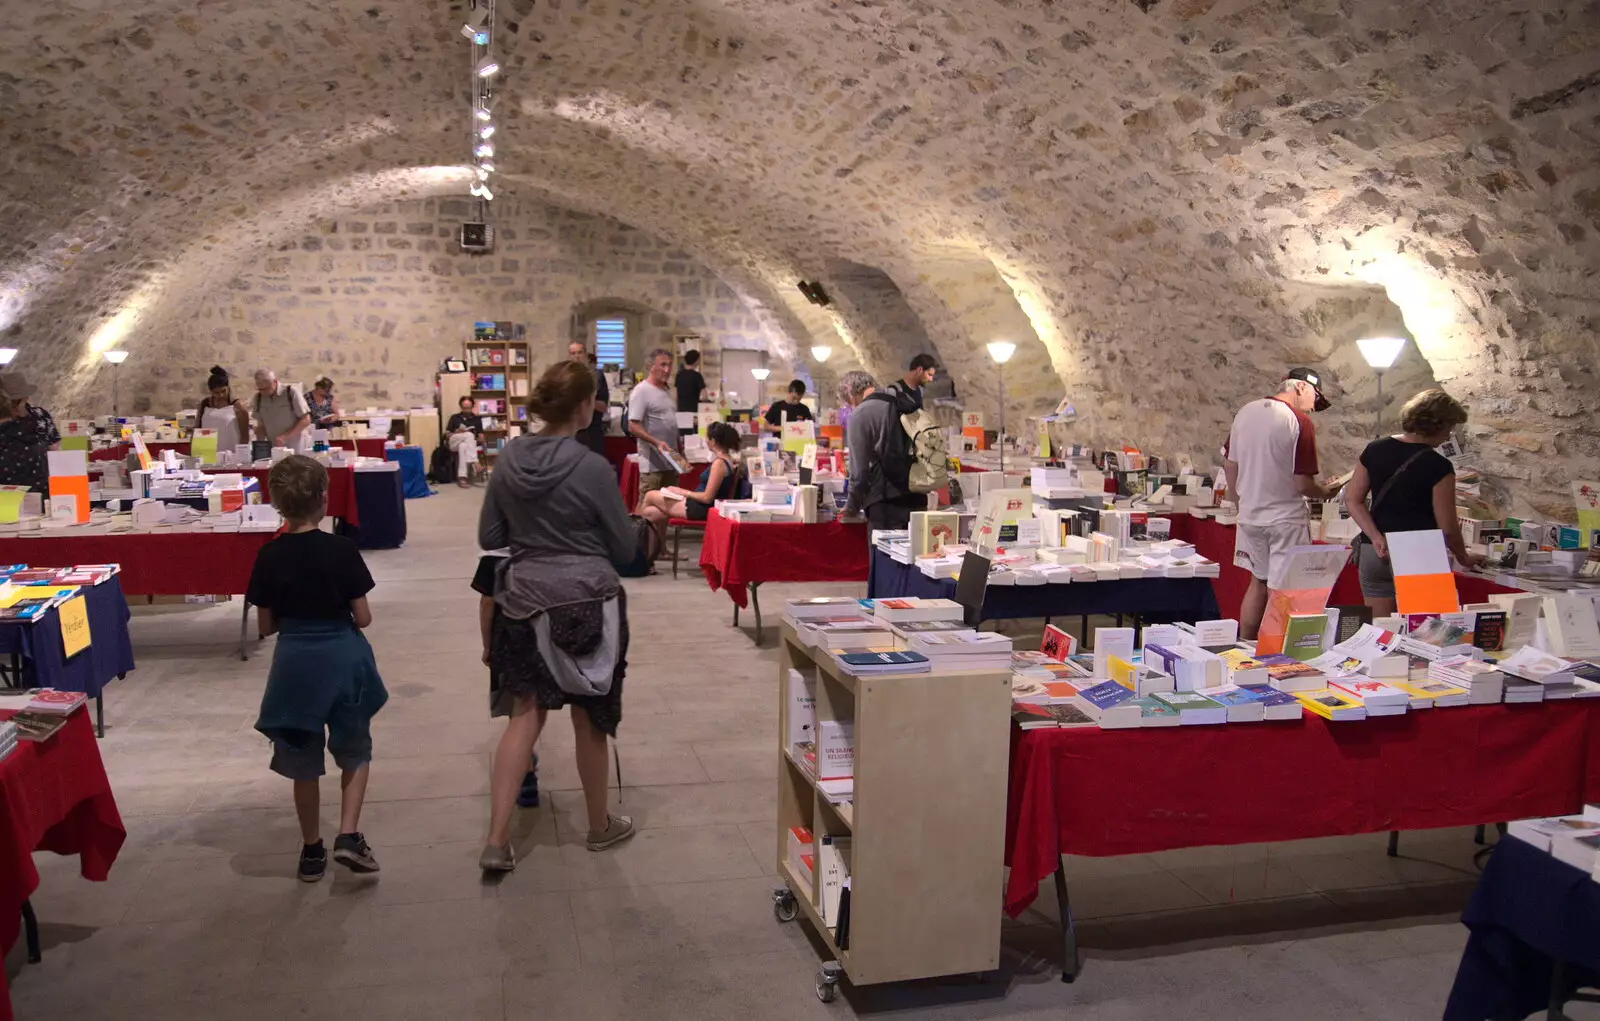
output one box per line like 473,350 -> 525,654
4,487 -> 1524,1020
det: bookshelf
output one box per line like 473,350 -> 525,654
466,321 -> 531,459
775,621 -> 1011,1000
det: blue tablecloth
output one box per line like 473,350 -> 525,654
385,446 -> 432,499
868,549 -> 1220,624
0,576 -> 135,698
338,468 -> 407,550
1445,834 -> 1600,1021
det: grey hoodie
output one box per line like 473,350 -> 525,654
478,435 -> 637,618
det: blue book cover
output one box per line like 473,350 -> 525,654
1239,685 -> 1299,707
1206,687 -> 1269,709
1078,680 -> 1135,710
1132,696 -> 1179,721
856,599 -> 875,611
838,651 -> 928,668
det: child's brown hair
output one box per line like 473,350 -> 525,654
267,454 -> 328,523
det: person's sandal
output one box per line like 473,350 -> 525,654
586,814 -> 636,852
479,843 -> 516,872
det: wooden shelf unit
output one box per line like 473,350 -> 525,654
776,621 -> 1012,989
465,328 -> 530,459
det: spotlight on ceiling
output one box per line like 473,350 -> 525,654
475,166 -> 490,180
475,106 -> 492,122
460,9 -> 490,44
475,57 -> 500,78
474,142 -> 495,159
478,124 -> 495,139
477,159 -> 495,173
0,349 -> 16,366
469,182 -> 494,201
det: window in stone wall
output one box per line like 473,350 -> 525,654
594,318 -> 627,369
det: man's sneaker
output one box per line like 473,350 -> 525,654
517,769 -> 540,808
298,841 -> 327,883
332,832 -> 380,874
586,814 -> 636,852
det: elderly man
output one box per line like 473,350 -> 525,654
253,369 -> 311,452
0,373 -> 60,493
569,341 -> 610,455
838,369 -> 924,531
626,348 -> 680,514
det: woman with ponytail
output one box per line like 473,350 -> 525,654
196,365 -> 251,456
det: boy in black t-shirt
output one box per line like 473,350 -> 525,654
472,551 -> 539,807
249,455 -> 388,882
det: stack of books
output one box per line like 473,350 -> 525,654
831,649 -> 931,676
872,597 -> 964,624
1394,677 -> 1470,708
1296,688 -> 1367,720
1150,690 -> 1228,724
806,619 -> 893,650
0,719 -> 17,763
1429,656 -> 1504,704
1328,677 -> 1410,717
1506,808 -> 1600,875
904,631 -> 1012,670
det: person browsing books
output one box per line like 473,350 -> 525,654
838,369 -> 924,531
1222,368 -> 1340,640
195,366 -> 251,456
674,349 -> 706,433
247,455 -> 386,882
0,373 -> 59,494
445,395 -> 482,488
472,548 -> 539,808
1343,388 -> 1482,617
252,368 -> 312,452
477,359 -> 638,872
884,353 -> 938,412
638,421 -> 743,549
307,377 -> 342,427
762,379 -> 814,434
626,347 -> 681,510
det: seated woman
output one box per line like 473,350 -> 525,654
639,422 -> 742,549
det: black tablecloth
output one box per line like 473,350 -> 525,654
0,577 -> 135,697
868,549 -> 1220,624
1445,834 -> 1600,1021
337,468 -> 407,550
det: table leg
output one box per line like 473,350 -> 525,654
1053,860 -> 1079,983
750,583 -> 763,645
21,898 -> 41,963
1548,958 -> 1566,1021
1080,615 -> 1089,647
732,601 -> 740,629
1387,830 -> 1400,857
239,599 -> 251,662
96,694 -> 104,739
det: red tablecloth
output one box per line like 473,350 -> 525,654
698,509 -> 870,608
88,441 -> 186,461
0,532 -> 273,595
1168,515 -> 1523,619
602,436 -> 634,474
618,457 -> 708,513
331,438 -> 389,459
0,707 -> 125,1021
202,465 -> 358,527
1003,702 -> 1600,917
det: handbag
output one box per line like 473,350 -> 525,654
1352,447 -> 1431,553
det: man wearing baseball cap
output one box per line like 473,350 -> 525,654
1222,367 -> 1338,639
0,373 -> 60,493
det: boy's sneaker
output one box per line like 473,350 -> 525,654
333,832 -> 380,874
298,841 -> 327,883
517,758 -> 540,808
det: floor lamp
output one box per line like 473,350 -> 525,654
1356,337 -> 1405,437
751,366 -> 770,421
986,341 -> 1016,473
104,350 -> 130,418
810,345 -> 831,423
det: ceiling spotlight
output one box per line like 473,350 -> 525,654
475,106 -> 492,122
475,57 -> 500,78
103,350 -> 130,365
470,182 -> 495,201
0,349 -> 16,366
475,166 -> 490,180
460,9 -> 489,43
478,124 -> 494,139
477,160 -> 495,173
474,142 -> 494,158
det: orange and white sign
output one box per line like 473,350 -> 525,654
1387,529 -> 1461,615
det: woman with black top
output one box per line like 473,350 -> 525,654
1343,388 -> 1482,616
638,421 -> 742,547
444,395 -> 482,488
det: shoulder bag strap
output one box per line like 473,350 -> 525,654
1368,447 -> 1431,517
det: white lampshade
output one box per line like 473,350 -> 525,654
986,340 -> 1016,365
750,367 -> 771,381
0,348 -> 16,366
103,350 -> 130,365
1357,337 -> 1406,370
810,345 -> 832,362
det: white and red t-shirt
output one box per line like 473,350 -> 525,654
1223,395 -> 1319,525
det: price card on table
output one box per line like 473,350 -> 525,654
0,485 -> 28,524
59,594 -> 92,658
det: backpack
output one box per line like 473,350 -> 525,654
427,444 -> 456,484
865,391 -> 948,497
616,515 -> 663,578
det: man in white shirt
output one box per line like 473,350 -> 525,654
1222,368 -> 1338,638
626,348 -> 680,512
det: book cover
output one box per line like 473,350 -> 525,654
1296,688 -> 1366,720
816,721 -> 854,781
910,510 -> 960,560
1542,595 -> 1600,659
837,650 -> 929,670
1076,680 -> 1135,711
1040,624 -> 1077,662
1283,613 -> 1330,661
1254,545 -> 1350,655
1472,610 -> 1508,652
1037,702 -> 1096,727
1107,655 -> 1138,690
1132,696 -> 1181,726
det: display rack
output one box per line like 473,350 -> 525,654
466,321 -> 530,459
774,621 -> 1011,1002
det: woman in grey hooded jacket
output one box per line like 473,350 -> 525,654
477,360 -> 639,871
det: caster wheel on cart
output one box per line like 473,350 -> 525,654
815,970 -> 839,1003
772,888 -> 798,923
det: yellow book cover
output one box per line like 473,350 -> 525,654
1294,688 -> 1362,720
1108,655 -> 1138,690
0,585 -> 79,608
1393,680 -> 1468,704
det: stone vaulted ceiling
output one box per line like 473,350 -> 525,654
2,0 -> 1598,512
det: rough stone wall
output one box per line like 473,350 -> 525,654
116,199 -> 790,414
2,0 -> 1598,516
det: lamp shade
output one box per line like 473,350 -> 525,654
0,349 -> 16,366
810,345 -> 832,362
986,340 -> 1016,364
1356,336 -> 1406,370
103,350 -> 130,365
750,367 -> 771,381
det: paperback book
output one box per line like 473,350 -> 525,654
1295,688 -> 1367,721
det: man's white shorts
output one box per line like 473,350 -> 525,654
1233,521 -> 1312,590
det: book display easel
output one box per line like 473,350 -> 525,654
466,321 -> 531,461
774,621 -> 1010,1001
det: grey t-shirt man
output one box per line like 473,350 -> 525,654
255,383 -> 310,448
627,380 -> 679,473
